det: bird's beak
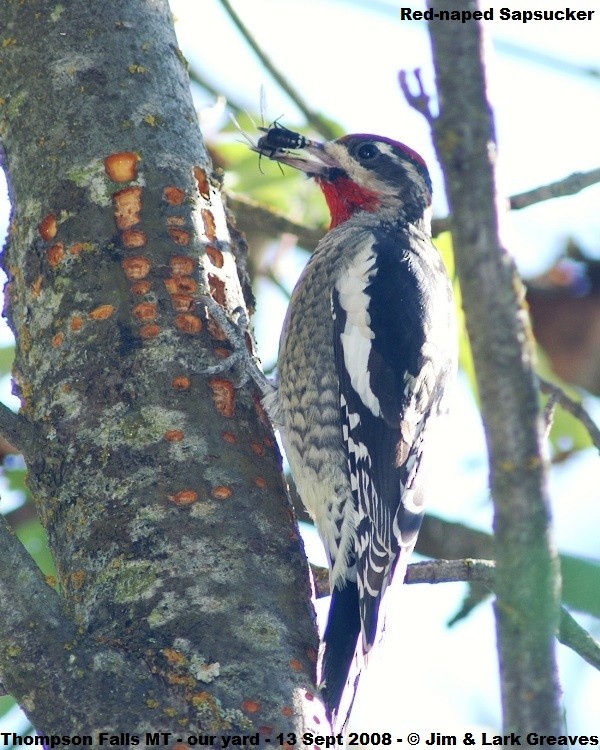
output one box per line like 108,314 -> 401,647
254,134 -> 341,177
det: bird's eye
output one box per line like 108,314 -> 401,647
356,143 -> 380,161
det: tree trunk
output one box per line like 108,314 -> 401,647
0,1 -> 318,742
427,0 -> 563,733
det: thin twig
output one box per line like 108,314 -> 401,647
510,167 -> 600,210
431,216 -> 450,236
558,608 -> 600,671
217,0 -> 336,140
309,558 -> 496,597
543,390 -> 559,441
309,562 -> 330,599
399,72 -> 600,213
398,69 -> 435,124
232,162 -> 600,248
407,560 -> 600,672
311,559 -> 499,593
496,40 -> 600,81
303,511 -> 600,619
261,267 -> 293,301
539,376 -> 600,452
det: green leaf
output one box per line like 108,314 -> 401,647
14,514 -> 57,583
0,345 -> 14,376
4,463 -> 28,497
0,695 -> 18,725
433,232 -> 475,390
537,350 -> 592,453
561,554 -> 600,617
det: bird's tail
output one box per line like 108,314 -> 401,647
319,580 -> 362,729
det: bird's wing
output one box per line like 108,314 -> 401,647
332,230 -> 446,649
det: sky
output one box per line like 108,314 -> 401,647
1,0 -> 599,739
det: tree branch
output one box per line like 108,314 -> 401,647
404,557 -> 494,585
417,515 -> 600,620
227,194 -> 324,250
510,167 -> 600,210
398,68 -> 436,124
424,3 -> 562,733
0,402 -> 41,459
228,193 -> 448,250
311,556 -> 600,672
539,377 -> 600,452
0,515 -> 175,729
306,504 -> 600,619
188,64 -> 245,115
558,608 -> 600,671
407,560 -> 600,672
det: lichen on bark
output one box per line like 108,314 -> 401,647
0,0 -> 318,740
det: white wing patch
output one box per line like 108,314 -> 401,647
335,247 -> 381,418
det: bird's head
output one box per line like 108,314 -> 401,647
256,130 -> 432,229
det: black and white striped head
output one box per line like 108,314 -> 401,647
257,131 -> 432,228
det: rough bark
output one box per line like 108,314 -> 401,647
0,0 -> 318,742
426,0 -> 563,733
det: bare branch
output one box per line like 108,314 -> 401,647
398,69 -> 435,124
431,216 -> 451,237
261,267 -> 293,301
228,194 -> 449,249
539,377 -> 600,452
310,556 -> 600,672
410,561 -> 600,672
426,3 -> 562,732
510,167 -> 600,210
309,562 -> 331,599
233,163 -> 600,246
404,557 -> 494,585
309,558 -> 495,598
558,609 -> 600,671
227,194 -> 324,250
0,512 -> 73,661
543,389 -> 559,441
0,402 -> 41,459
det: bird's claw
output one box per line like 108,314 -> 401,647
197,295 -> 274,397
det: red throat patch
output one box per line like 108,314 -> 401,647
316,175 -> 380,228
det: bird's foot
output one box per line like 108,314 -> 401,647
198,294 -> 275,397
